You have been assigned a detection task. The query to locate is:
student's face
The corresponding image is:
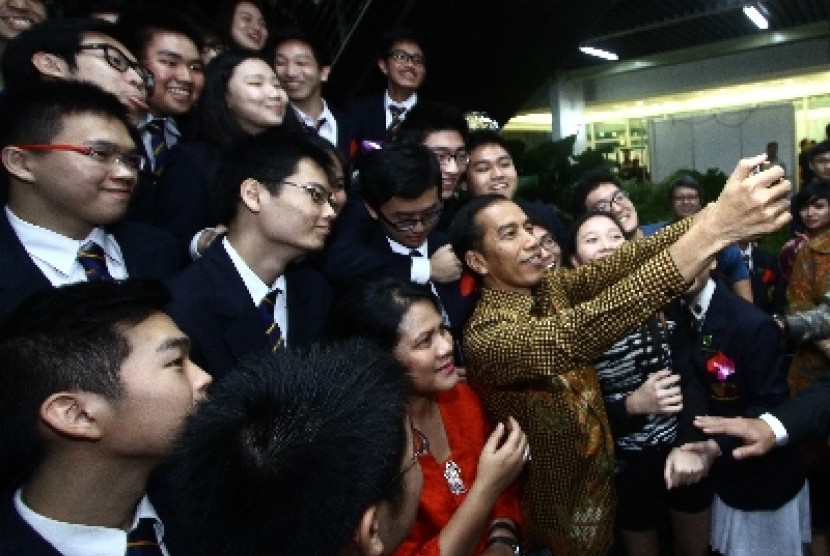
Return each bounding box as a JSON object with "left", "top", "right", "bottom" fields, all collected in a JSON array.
[
  {"left": 670, "top": 185, "right": 701, "bottom": 220},
  {"left": 0, "top": 0, "right": 46, "bottom": 41},
  {"left": 394, "top": 300, "right": 457, "bottom": 395},
  {"left": 273, "top": 39, "right": 329, "bottom": 104},
  {"left": 230, "top": 1, "right": 267, "bottom": 51},
  {"left": 799, "top": 196, "right": 830, "bottom": 234},
  {"left": 256, "top": 157, "right": 335, "bottom": 254},
  {"left": 532, "top": 224, "right": 561, "bottom": 269},
  {"left": 72, "top": 32, "right": 148, "bottom": 124},
  {"left": 378, "top": 40, "right": 425, "bottom": 93},
  {"left": 466, "top": 143, "right": 518, "bottom": 199},
  {"left": 570, "top": 214, "right": 626, "bottom": 266},
  {"left": 367, "top": 187, "right": 441, "bottom": 249},
  {"left": 422, "top": 130, "right": 466, "bottom": 200},
  {"left": 6, "top": 113, "right": 139, "bottom": 239},
  {"left": 327, "top": 151, "right": 347, "bottom": 214},
  {"left": 225, "top": 58, "right": 287, "bottom": 134},
  {"left": 141, "top": 31, "right": 204, "bottom": 116},
  {"left": 583, "top": 183, "right": 639, "bottom": 235},
  {"left": 105, "top": 312, "right": 212, "bottom": 460},
  {"left": 467, "top": 200, "right": 546, "bottom": 295},
  {"left": 812, "top": 152, "right": 830, "bottom": 180}
]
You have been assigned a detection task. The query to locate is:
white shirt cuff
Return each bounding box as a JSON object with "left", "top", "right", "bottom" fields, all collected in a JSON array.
[
  {"left": 759, "top": 412, "right": 789, "bottom": 447},
  {"left": 410, "top": 257, "right": 430, "bottom": 284},
  {"left": 189, "top": 229, "right": 207, "bottom": 260}
]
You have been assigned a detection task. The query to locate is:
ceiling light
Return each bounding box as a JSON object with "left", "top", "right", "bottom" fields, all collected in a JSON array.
[
  {"left": 579, "top": 46, "right": 619, "bottom": 61},
  {"left": 743, "top": 5, "right": 769, "bottom": 30}
]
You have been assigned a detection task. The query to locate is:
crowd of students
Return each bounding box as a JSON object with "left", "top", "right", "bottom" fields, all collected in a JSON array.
[{"left": 1, "top": 2, "right": 830, "bottom": 556}]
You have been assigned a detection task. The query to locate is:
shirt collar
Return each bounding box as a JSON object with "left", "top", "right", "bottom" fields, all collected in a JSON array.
[
  {"left": 292, "top": 100, "right": 333, "bottom": 127},
  {"left": 139, "top": 114, "right": 180, "bottom": 139},
  {"left": 6, "top": 206, "right": 125, "bottom": 277},
  {"left": 222, "top": 237, "right": 285, "bottom": 305},
  {"left": 690, "top": 278, "right": 716, "bottom": 320},
  {"left": 384, "top": 90, "right": 418, "bottom": 112},
  {"left": 386, "top": 235, "right": 428, "bottom": 256}
]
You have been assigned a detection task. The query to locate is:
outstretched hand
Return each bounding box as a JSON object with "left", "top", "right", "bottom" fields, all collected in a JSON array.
[{"left": 693, "top": 415, "right": 775, "bottom": 459}]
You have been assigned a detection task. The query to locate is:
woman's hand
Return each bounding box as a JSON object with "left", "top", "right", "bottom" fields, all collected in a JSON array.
[
  {"left": 625, "top": 368, "right": 683, "bottom": 415},
  {"left": 665, "top": 440, "right": 719, "bottom": 488},
  {"left": 474, "top": 416, "right": 528, "bottom": 498}
]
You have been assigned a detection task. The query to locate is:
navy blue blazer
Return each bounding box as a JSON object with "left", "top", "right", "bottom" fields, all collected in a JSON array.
[
  {"left": 166, "top": 240, "right": 331, "bottom": 381},
  {"left": 0, "top": 213, "right": 184, "bottom": 316},
  {"left": 773, "top": 375, "right": 830, "bottom": 446},
  {"left": 681, "top": 280, "right": 804, "bottom": 510},
  {"left": 0, "top": 496, "right": 63, "bottom": 555},
  {"left": 345, "top": 92, "right": 388, "bottom": 145},
  {"left": 748, "top": 245, "right": 786, "bottom": 315}
]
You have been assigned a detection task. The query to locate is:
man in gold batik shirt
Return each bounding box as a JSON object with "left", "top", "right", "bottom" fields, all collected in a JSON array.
[{"left": 448, "top": 156, "right": 791, "bottom": 556}]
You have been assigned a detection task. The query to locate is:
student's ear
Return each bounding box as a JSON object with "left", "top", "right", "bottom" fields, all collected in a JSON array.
[
  {"left": 320, "top": 65, "right": 331, "bottom": 83},
  {"left": 465, "top": 250, "right": 488, "bottom": 277},
  {"left": 377, "top": 58, "right": 389, "bottom": 77},
  {"left": 40, "top": 392, "right": 106, "bottom": 440},
  {"left": 31, "top": 52, "right": 72, "bottom": 79},
  {"left": 364, "top": 201, "right": 379, "bottom": 221},
  {"left": 1, "top": 146, "right": 36, "bottom": 183},
  {"left": 239, "top": 178, "right": 263, "bottom": 214},
  {"left": 353, "top": 505, "right": 384, "bottom": 556}
]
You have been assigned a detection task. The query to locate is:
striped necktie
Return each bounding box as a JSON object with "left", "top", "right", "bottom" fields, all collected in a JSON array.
[
  {"left": 145, "top": 118, "right": 169, "bottom": 175},
  {"left": 257, "top": 289, "right": 284, "bottom": 351},
  {"left": 126, "top": 518, "right": 164, "bottom": 556},
  {"left": 77, "top": 242, "right": 113, "bottom": 282},
  {"left": 387, "top": 105, "right": 406, "bottom": 139}
]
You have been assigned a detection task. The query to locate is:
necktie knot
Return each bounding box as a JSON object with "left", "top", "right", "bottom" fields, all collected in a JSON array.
[
  {"left": 389, "top": 105, "right": 405, "bottom": 119},
  {"left": 145, "top": 118, "right": 169, "bottom": 175},
  {"left": 78, "top": 242, "right": 113, "bottom": 282},
  {"left": 387, "top": 105, "right": 406, "bottom": 140},
  {"left": 257, "top": 289, "right": 284, "bottom": 351},
  {"left": 126, "top": 517, "right": 163, "bottom": 555},
  {"left": 409, "top": 249, "right": 423, "bottom": 257}
]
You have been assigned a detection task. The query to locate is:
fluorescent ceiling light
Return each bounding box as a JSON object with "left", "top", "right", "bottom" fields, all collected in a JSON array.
[
  {"left": 579, "top": 46, "right": 619, "bottom": 61},
  {"left": 743, "top": 5, "right": 768, "bottom": 30}
]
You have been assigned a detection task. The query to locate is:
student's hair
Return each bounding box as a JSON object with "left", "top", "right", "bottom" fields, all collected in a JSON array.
[
  {"left": 63, "top": 0, "right": 127, "bottom": 18},
  {"left": 377, "top": 26, "right": 425, "bottom": 60},
  {"left": 214, "top": 0, "right": 270, "bottom": 50},
  {"left": 566, "top": 209, "right": 625, "bottom": 265},
  {"left": 210, "top": 128, "right": 333, "bottom": 224},
  {"left": 448, "top": 193, "right": 510, "bottom": 275},
  {"left": 0, "top": 80, "right": 131, "bottom": 149},
  {"left": 465, "top": 129, "right": 511, "bottom": 157},
  {"left": 810, "top": 140, "right": 830, "bottom": 163},
  {"left": 395, "top": 101, "right": 469, "bottom": 146},
  {"left": 668, "top": 174, "right": 703, "bottom": 203},
  {"left": 570, "top": 168, "right": 623, "bottom": 217},
  {"left": 192, "top": 49, "right": 272, "bottom": 151},
  {"left": 306, "top": 134, "right": 350, "bottom": 191},
  {"left": 359, "top": 142, "right": 441, "bottom": 211},
  {"left": 800, "top": 179, "right": 830, "bottom": 207},
  {"left": 119, "top": 7, "right": 204, "bottom": 58},
  {"left": 326, "top": 277, "right": 441, "bottom": 350},
  {"left": 2, "top": 18, "right": 129, "bottom": 90},
  {"left": 0, "top": 279, "right": 170, "bottom": 491},
  {"left": 268, "top": 26, "right": 330, "bottom": 67},
  {"left": 172, "top": 339, "right": 410, "bottom": 556}
]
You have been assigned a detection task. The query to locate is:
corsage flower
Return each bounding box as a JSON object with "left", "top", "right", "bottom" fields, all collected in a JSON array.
[{"left": 706, "top": 350, "right": 735, "bottom": 381}]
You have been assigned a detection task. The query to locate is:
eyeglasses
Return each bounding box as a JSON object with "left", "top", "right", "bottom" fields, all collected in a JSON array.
[
  {"left": 430, "top": 148, "right": 469, "bottom": 167},
  {"left": 377, "top": 204, "right": 443, "bottom": 232},
  {"left": 387, "top": 49, "right": 425, "bottom": 67},
  {"left": 591, "top": 189, "right": 630, "bottom": 212},
  {"left": 76, "top": 43, "right": 154, "bottom": 89},
  {"left": 277, "top": 180, "right": 336, "bottom": 210},
  {"left": 672, "top": 194, "right": 700, "bottom": 203},
  {"left": 387, "top": 427, "right": 429, "bottom": 490},
  {"left": 14, "top": 143, "right": 146, "bottom": 172}
]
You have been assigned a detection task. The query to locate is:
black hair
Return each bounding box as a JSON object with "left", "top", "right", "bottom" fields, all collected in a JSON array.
[
  {"left": 570, "top": 168, "right": 623, "bottom": 217},
  {"left": 305, "top": 134, "right": 350, "bottom": 193},
  {"left": 448, "top": 193, "right": 510, "bottom": 275},
  {"left": 2, "top": 17, "right": 128, "bottom": 90},
  {"left": 668, "top": 174, "right": 703, "bottom": 203},
  {"left": 0, "top": 279, "right": 170, "bottom": 491},
  {"left": 63, "top": 0, "right": 127, "bottom": 18},
  {"left": 465, "top": 129, "right": 511, "bottom": 157},
  {"left": 268, "top": 26, "right": 330, "bottom": 67},
  {"left": 798, "top": 179, "right": 830, "bottom": 213},
  {"left": 810, "top": 141, "right": 830, "bottom": 163},
  {"left": 119, "top": 7, "right": 205, "bottom": 59},
  {"left": 213, "top": 0, "right": 270, "bottom": 51},
  {"left": 172, "top": 339, "right": 410, "bottom": 556},
  {"left": 326, "top": 277, "right": 441, "bottom": 351},
  {"left": 359, "top": 142, "right": 441, "bottom": 211},
  {"left": 210, "top": 128, "right": 333, "bottom": 224},
  {"left": 566, "top": 209, "right": 625, "bottom": 266},
  {"left": 395, "top": 101, "right": 469, "bottom": 146},
  {"left": 377, "top": 27, "right": 425, "bottom": 60}
]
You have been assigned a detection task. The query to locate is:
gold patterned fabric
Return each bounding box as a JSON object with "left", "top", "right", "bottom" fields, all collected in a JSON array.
[{"left": 464, "top": 220, "right": 691, "bottom": 556}]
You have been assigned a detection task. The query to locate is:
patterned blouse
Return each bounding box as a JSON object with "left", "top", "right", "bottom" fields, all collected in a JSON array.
[{"left": 464, "top": 220, "right": 690, "bottom": 556}]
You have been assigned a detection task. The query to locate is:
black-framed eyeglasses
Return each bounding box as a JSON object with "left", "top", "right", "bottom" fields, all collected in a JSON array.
[
  {"left": 275, "top": 180, "right": 336, "bottom": 210},
  {"left": 591, "top": 189, "right": 630, "bottom": 212},
  {"left": 377, "top": 204, "right": 443, "bottom": 232},
  {"left": 387, "top": 49, "right": 425, "bottom": 67},
  {"left": 14, "top": 143, "right": 146, "bottom": 172},
  {"left": 387, "top": 427, "right": 429, "bottom": 490},
  {"left": 430, "top": 148, "right": 469, "bottom": 167},
  {"left": 76, "top": 43, "right": 154, "bottom": 89}
]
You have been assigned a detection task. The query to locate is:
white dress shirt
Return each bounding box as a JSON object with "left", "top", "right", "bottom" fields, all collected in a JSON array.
[
  {"left": 292, "top": 101, "right": 338, "bottom": 148},
  {"left": 383, "top": 91, "right": 418, "bottom": 129}
]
